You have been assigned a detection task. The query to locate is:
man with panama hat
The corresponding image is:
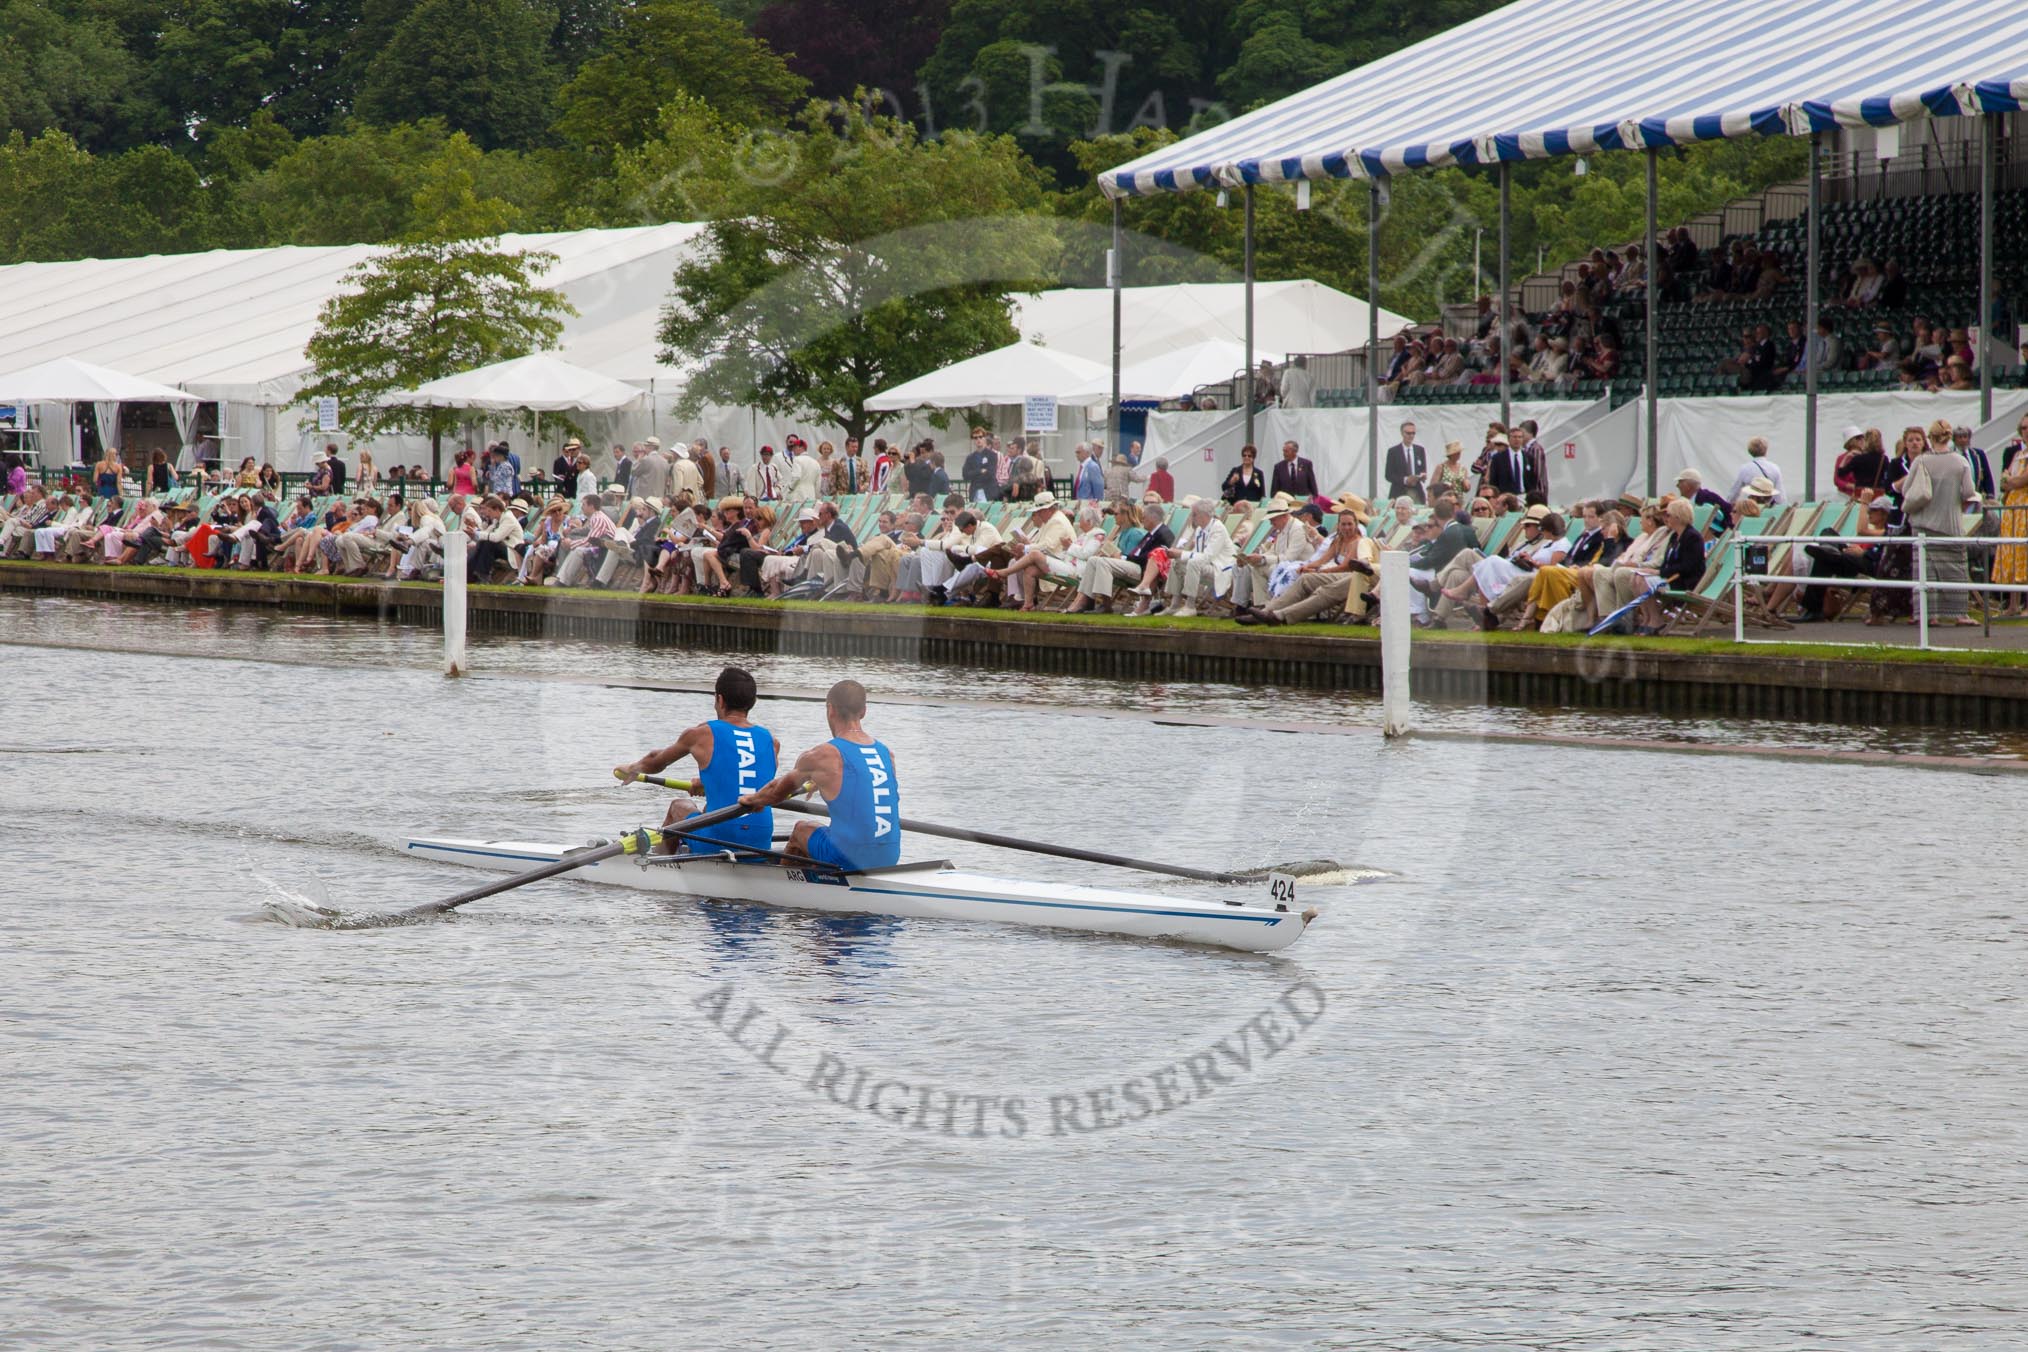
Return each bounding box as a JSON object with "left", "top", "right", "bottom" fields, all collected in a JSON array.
[
  {"left": 1229, "top": 491, "right": 1321, "bottom": 612},
  {"left": 1236, "top": 495, "right": 1379, "bottom": 626}
]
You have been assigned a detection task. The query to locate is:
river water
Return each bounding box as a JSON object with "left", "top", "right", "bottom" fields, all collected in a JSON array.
[{"left": 4, "top": 595, "right": 2026, "bottom": 1349}]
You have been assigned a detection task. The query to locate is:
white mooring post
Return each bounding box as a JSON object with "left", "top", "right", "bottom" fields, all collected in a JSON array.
[
  {"left": 1379, "top": 550, "right": 1412, "bottom": 737},
  {"left": 443, "top": 529, "right": 468, "bottom": 677}
]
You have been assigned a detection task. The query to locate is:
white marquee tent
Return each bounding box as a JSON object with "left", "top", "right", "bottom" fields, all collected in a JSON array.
[
  {"left": 866, "top": 343, "right": 1110, "bottom": 411},
  {"left": 382, "top": 352, "right": 647, "bottom": 414},
  {"left": 1011, "top": 280, "right": 1414, "bottom": 367}
]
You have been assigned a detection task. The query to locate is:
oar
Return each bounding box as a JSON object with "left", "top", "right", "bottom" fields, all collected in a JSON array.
[
  {"left": 397, "top": 795, "right": 774, "bottom": 920},
  {"left": 623, "top": 772, "right": 1263, "bottom": 885}
]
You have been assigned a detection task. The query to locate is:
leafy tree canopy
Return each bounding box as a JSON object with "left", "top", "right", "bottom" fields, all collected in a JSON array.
[
  {"left": 355, "top": 0, "right": 560, "bottom": 151},
  {"left": 552, "top": 0, "right": 806, "bottom": 153},
  {"left": 647, "top": 97, "right": 1056, "bottom": 441},
  {"left": 300, "top": 235, "right": 574, "bottom": 460}
]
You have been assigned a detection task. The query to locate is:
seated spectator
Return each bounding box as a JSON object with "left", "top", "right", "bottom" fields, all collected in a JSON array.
[
  {"left": 1442, "top": 506, "right": 1568, "bottom": 629},
  {"left": 1674, "top": 468, "right": 1732, "bottom": 533},
  {"left": 1234, "top": 497, "right": 1379, "bottom": 627},
  {"left": 467, "top": 495, "right": 526, "bottom": 583},
  {"left": 1589, "top": 503, "right": 1672, "bottom": 626},
  {"left": 1065, "top": 503, "right": 1171, "bottom": 614},
  {"left": 1793, "top": 496, "right": 1893, "bottom": 622},
  {"left": 1229, "top": 494, "right": 1322, "bottom": 612},
  {"left": 981, "top": 492, "right": 1078, "bottom": 611},
  {"left": 1632, "top": 498, "right": 1707, "bottom": 632},
  {"left": 1153, "top": 497, "right": 1237, "bottom": 619}
]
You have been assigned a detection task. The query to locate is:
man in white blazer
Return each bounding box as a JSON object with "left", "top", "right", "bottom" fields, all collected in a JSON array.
[
  {"left": 1228, "top": 494, "right": 1318, "bottom": 610},
  {"left": 1157, "top": 496, "right": 1237, "bottom": 618}
]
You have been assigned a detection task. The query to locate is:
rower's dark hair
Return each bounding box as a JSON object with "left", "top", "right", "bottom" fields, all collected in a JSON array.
[
  {"left": 827, "top": 679, "right": 867, "bottom": 720},
  {"left": 715, "top": 666, "right": 758, "bottom": 713}
]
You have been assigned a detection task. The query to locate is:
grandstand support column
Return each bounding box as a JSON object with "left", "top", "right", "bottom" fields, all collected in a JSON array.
[
  {"left": 1644, "top": 148, "right": 1659, "bottom": 498},
  {"left": 1980, "top": 111, "right": 1995, "bottom": 424},
  {"left": 1805, "top": 131, "right": 1821, "bottom": 500},
  {"left": 1368, "top": 178, "right": 1381, "bottom": 502},
  {"left": 1244, "top": 184, "right": 1256, "bottom": 449},
  {"left": 1498, "top": 164, "right": 1511, "bottom": 431},
  {"left": 1109, "top": 197, "right": 1123, "bottom": 458}
]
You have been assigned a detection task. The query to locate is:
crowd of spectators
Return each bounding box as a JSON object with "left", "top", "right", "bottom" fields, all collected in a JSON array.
[{"left": 7, "top": 408, "right": 2026, "bottom": 634}]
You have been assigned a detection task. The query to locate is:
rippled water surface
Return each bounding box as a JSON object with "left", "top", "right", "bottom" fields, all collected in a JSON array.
[{"left": 4, "top": 594, "right": 2026, "bottom": 1349}]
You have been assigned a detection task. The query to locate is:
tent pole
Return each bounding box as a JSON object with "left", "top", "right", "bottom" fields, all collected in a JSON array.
[
  {"left": 1243, "top": 183, "right": 1255, "bottom": 449},
  {"left": 1644, "top": 146, "right": 1659, "bottom": 498},
  {"left": 1980, "top": 110, "right": 1995, "bottom": 425},
  {"left": 1110, "top": 196, "right": 1123, "bottom": 460},
  {"left": 1805, "top": 130, "right": 1821, "bottom": 501},
  {"left": 1497, "top": 163, "right": 1511, "bottom": 432},
  {"left": 1367, "top": 178, "right": 1381, "bottom": 503}
]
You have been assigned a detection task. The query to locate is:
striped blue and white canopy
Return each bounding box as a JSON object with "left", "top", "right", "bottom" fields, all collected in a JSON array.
[{"left": 1102, "top": 0, "right": 2028, "bottom": 197}]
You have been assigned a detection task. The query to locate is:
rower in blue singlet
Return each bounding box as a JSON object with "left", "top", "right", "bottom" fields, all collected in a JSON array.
[
  {"left": 615, "top": 666, "right": 779, "bottom": 855},
  {"left": 741, "top": 678, "right": 899, "bottom": 872}
]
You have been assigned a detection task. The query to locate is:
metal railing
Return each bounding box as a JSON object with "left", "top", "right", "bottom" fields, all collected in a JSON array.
[{"left": 1728, "top": 533, "right": 2012, "bottom": 649}]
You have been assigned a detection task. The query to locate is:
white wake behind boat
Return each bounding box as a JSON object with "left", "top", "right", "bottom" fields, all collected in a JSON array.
[{"left": 404, "top": 837, "right": 1316, "bottom": 952}]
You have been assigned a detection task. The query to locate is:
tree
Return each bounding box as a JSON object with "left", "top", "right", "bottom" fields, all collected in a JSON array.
[
  {"left": 0, "top": 0, "right": 162, "bottom": 152},
  {"left": 233, "top": 121, "right": 551, "bottom": 246},
  {"left": 646, "top": 97, "right": 1055, "bottom": 445},
  {"left": 552, "top": 0, "right": 806, "bottom": 153},
  {"left": 355, "top": 0, "right": 559, "bottom": 151},
  {"left": 751, "top": 0, "right": 948, "bottom": 108},
  {"left": 299, "top": 236, "right": 573, "bottom": 468},
  {"left": 0, "top": 131, "right": 222, "bottom": 263}
]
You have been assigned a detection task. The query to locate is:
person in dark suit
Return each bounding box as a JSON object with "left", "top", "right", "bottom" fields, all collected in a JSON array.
[
  {"left": 1270, "top": 441, "right": 1318, "bottom": 500},
  {"left": 1384, "top": 422, "right": 1428, "bottom": 503},
  {"left": 1514, "top": 420, "right": 1550, "bottom": 500},
  {"left": 1742, "top": 323, "right": 1780, "bottom": 391},
  {"left": 1221, "top": 444, "right": 1266, "bottom": 504},
  {"left": 1955, "top": 425, "right": 1996, "bottom": 500},
  {"left": 1481, "top": 433, "right": 1525, "bottom": 497}
]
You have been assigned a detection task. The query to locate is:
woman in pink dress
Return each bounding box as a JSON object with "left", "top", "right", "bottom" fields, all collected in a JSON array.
[{"left": 449, "top": 449, "right": 480, "bottom": 497}]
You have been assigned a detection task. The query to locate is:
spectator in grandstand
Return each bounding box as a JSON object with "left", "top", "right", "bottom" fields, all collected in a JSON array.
[
  {"left": 1421, "top": 337, "right": 1466, "bottom": 385},
  {"left": 1278, "top": 356, "right": 1314, "bottom": 409},
  {"left": 1877, "top": 258, "right": 1910, "bottom": 308},
  {"left": 1858, "top": 323, "right": 1901, "bottom": 372},
  {"left": 1803, "top": 317, "right": 1843, "bottom": 375},
  {"left": 1840, "top": 258, "right": 1884, "bottom": 308}
]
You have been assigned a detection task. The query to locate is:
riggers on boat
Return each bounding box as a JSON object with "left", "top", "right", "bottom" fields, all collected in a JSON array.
[{"left": 404, "top": 834, "right": 1317, "bottom": 953}]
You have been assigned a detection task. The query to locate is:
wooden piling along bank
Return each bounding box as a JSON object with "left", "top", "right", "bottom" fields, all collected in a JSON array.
[{"left": 5, "top": 562, "right": 2028, "bottom": 730}]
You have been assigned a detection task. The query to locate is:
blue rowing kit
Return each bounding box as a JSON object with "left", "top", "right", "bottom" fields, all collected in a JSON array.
[
  {"left": 689, "top": 719, "right": 774, "bottom": 852},
  {"left": 804, "top": 736, "right": 900, "bottom": 871}
]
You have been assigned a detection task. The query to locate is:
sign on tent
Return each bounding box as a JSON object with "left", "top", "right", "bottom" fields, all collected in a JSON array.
[
  {"left": 316, "top": 397, "right": 339, "bottom": 433},
  {"left": 1023, "top": 395, "right": 1058, "bottom": 433}
]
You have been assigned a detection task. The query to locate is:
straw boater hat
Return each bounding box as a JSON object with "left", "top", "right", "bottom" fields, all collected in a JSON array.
[{"left": 1331, "top": 494, "right": 1373, "bottom": 524}]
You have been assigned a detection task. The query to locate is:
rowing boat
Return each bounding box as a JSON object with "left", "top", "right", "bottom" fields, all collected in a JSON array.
[{"left": 404, "top": 836, "right": 1317, "bottom": 952}]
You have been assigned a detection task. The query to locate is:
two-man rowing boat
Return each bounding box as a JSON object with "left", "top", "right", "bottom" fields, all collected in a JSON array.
[
  {"left": 401, "top": 835, "right": 1316, "bottom": 952},
  {"left": 397, "top": 670, "right": 1318, "bottom": 952}
]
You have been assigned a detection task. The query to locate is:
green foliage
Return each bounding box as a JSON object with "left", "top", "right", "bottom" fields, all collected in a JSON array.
[
  {"left": 650, "top": 98, "right": 1054, "bottom": 441},
  {"left": 299, "top": 237, "right": 574, "bottom": 453},
  {"left": 355, "top": 0, "right": 561, "bottom": 151},
  {"left": 552, "top": 0, "right": 806, "bottom": 153},
  {"left": 0, "top": 130, "right": 217, "bottom": 262},
  {"left": 0, "top": 1, "right": 160, "bottom": 152},
  {"left": 232, "top": 121, "right": 553, "bottom": 246}
]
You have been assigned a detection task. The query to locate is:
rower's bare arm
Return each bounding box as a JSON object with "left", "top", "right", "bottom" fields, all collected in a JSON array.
[
  {"left": 616, "top": 725, "right": 704, "bottom": 782},
  {"left": 744, "top": 744, "right": 836, "bottom": 808}
]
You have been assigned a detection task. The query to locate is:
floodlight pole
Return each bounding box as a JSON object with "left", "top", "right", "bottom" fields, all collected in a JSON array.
[
  {"left": 1110, "top": 196, "right": 1123, "bottom": 460},
  {"left": 1368, "top": 178, "right": 1381, "bottom": 502},
  {"left": 1498, "top": 162, "right": 1511, "bottom": 431},
  {"left": 1805, "top": 130, "right": 1821, "bottom": 501},
  {"left": 1980, "top": 111, "right": 1995, "bottom": 424},
  {"left": 1644, "top": 147, "right": 1659, "bottom": 498},
  {"left": 1243, "top": 183, "right": 1256, "bottom": 448}
]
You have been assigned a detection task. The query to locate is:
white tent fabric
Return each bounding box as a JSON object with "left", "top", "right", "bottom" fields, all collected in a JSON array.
[
  {"left": 1061, "top": 338, "right": 1255, "bottom": 402},
  {"left": 0, "top": 225, "right": 705, "bottom": 406},
  {"left": 382, "top": 352, "right": 646, "bottom": 413},
  {"left": 0, "top": 356, "right": 199, "bottom": 405},
  {"left": 1103, "top": 0, "right": 2028, "bottom": 195},
  {"left": 866, "top": 342, "right": 1111, "bottom": 411},
  {"left": 1011, "top": 281, "right": 1413, "bottom": 366}
]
